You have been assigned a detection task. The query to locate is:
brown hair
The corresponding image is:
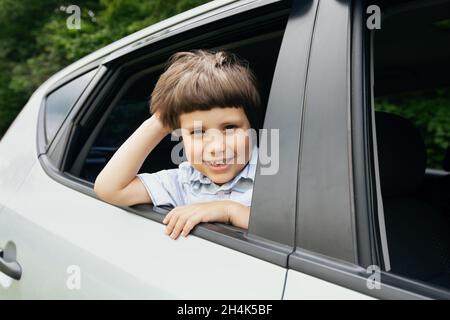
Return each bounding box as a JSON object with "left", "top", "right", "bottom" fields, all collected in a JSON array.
[{"left": 149, "top": 49, "right": 262, "bottom": 130}]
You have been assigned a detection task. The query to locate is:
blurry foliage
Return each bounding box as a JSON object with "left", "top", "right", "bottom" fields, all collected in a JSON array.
[
  {"left": 375, "top": 88, "right": 450, "bottom": 169},
  {"left": 0, "top": 0, "right": 210, "bottom": 136}
]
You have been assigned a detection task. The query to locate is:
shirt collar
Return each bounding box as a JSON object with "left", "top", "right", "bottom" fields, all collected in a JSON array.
[{"left": 186, "top": 144, "right": 258, "bottom": 193}]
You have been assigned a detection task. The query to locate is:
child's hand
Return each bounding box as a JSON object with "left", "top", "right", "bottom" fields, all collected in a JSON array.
[{"left": 162, "top": 200, "right": 250, "bottom": 239}]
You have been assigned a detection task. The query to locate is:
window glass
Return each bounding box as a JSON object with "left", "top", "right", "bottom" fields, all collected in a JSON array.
[
  {"left": 373, "top": 1, "right": 450, "bottom": 291},
  {"left": 45, "top": 69, "right": 96, "bottom": 143},
  {"left": 375, "top": 89, "right": 450, "bottom": 170}
]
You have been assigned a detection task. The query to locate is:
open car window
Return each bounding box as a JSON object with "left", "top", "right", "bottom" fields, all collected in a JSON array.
[
  {"left": 372, "top": 0, "right": 450, "bottom": 293},
  {"left": 74, "top": 28, "right": 286, "bottom": 186}
]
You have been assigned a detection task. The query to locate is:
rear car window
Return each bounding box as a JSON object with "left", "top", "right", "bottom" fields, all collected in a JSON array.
[{"left": 45, "top": 69, "right": 96, "bottom": 143}]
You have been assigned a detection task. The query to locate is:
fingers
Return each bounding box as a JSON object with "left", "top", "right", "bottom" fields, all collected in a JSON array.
[
  {"left": 169, "top": 212, "right": 193, "bottom": 239},
  {"left": 162, "top": 210, "right": 174, "bottom": 225},
  {"left": 163, "top": 209, "right": 180, "bottom": 236},
  {"left": 163, "top": 208, "right": 190, "bottom": 239},
  {"left": 163, "top": 207, "right": 202, "bottom": 240},
  {"left": 181, "top": 215, "right": 202, "bottom": 238}
]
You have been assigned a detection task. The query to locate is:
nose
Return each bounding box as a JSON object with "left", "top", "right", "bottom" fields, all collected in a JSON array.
[{"left": 203, "top": 130, "right": 226, "bottom": 157}]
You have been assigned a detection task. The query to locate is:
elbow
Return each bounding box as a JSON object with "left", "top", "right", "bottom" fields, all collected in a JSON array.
[
  {"left": 94, "top": 176, "right": 118, "bottom": 205},
  {"left": 94, "top": 174, "right": 134, "bottom": 207},
  {"left": 93, "top": 177, "right": 108, "bottom": 201},
  {"left": 93, "top": 179, "right": 104, "bottom": 199}
]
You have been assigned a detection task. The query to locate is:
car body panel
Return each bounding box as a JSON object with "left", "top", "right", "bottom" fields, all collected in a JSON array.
[
  {"left": 0, "top": 91, "right": 43, "bottom": 214},
  {"left": 283, "top": 269, "right": 375, "bottom": 300},
  {"left": 0, "top": 160, "right": 286, "bottom": 299}
]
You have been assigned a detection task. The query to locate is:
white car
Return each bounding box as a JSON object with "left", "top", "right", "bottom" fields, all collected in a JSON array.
[{"left": 1, "top": 0, "right": 449, "bottom": 299}]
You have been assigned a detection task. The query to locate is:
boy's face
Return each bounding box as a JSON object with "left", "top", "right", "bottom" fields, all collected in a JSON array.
[{"left": 179, "top": 107, "right": 253, "bottom": 185}]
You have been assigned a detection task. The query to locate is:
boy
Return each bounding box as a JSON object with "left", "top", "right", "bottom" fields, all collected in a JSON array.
[{"left": 94, "top": 49, "right": 261, "bottom": 240}]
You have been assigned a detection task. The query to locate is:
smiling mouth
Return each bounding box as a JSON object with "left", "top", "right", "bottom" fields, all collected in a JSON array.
[
  {"left": 204, "top": 162, "right": 231, "bottom": 172},
  {"left": 204, "top": 158, "right": 234, "bottom": 166}
]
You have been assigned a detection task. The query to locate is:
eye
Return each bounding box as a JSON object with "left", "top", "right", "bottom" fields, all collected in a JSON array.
[
  {"left": 190, "top": 129, "right": 205, "bottom": 136},
  {"left": 224, "top": 124, "right": 237, "bottom": 133}
]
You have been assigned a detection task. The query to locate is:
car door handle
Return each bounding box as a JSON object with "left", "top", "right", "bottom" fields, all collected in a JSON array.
[{"left": 0, "top": 241, "right": 22, "bottom": 280}]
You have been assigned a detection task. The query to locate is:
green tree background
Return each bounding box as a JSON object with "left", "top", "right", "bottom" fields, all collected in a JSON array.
[{"left": 0, "top": 0, "right": 210, "bottom": 137}]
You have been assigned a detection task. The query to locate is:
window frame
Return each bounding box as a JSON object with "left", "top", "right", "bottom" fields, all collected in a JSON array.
[
  {"left": 291, "top": 0, "right": 357, "bottom": 263},
  {"left": 36, "top": 0, "right": 315, "bottom": 268}
]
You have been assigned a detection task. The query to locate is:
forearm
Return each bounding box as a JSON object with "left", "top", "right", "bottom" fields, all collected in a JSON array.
[
  {"left": 94, "top": 115, "right": 169, "bottom": 194},
  {"left": 227, "top": 201, "right": 251, "bottom": 229}
]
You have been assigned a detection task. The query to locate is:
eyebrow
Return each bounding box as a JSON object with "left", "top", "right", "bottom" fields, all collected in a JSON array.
[{"left": 185, "top": 119, "right": 243, "bottom": 132}]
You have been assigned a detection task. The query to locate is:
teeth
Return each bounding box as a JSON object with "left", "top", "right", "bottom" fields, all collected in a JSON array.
[{"left": 207, "top": 160, "right": 229, "bottom": 165}]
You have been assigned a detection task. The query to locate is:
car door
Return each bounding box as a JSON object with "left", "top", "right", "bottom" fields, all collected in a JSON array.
[
  {"left": 283, "top": 0, "right": 450, "bottom": 300},
  {"left": 0, "top": 0, "right": 317, "bottom": 299}
]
